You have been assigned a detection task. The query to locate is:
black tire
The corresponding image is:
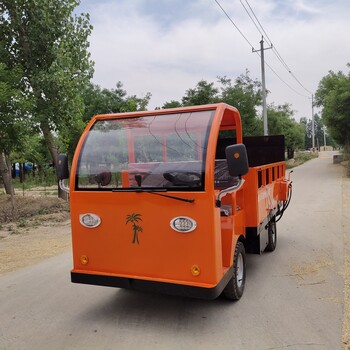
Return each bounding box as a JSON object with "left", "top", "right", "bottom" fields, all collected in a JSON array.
[
  {"left": 222, "top": 241, "right": 246, "bottom": 300},
  {"left": 265, "top": 217, "right": 277, "bottom": 252}
]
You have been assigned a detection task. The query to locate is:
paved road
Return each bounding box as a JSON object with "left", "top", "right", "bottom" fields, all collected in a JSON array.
[{"left": 0, "top": 152, "right": 345, "bottom": 350}]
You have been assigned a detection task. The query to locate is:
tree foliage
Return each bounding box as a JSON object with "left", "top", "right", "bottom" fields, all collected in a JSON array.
[
  {"left": 267, "top": 104, "right": 304, "bottom": 159},
  {"left": 164, "top": 70, "right": 263, "bottom": 136},
  {"left": 315, "top": 64, "right": 350, "bottom": 149},
  {"left": 182, "top": 80, "right": 219, "bottom": 106},
  {"left": 218, "top": 72, "right": 263, "bottom": 135},
  {"left": 82, "top": 82, "right": 151, "bottom": 123},
  {"left": 57, "top": 82, "right": 152, "bottom": 160},
  {"left": 0, "top": 0, "right": 94, "bottom": 168},
  {"left": 0, "top": 59, "right": 30, "bottom": 194},
  {"left": 162, "top": 100, "right": 182, "bottom": 109},
  {"left": 0, "top": 62, "right": 29, "bottom": 155},
  {"left": 300, "top": 115, "right": 336, "bottom": 150}
]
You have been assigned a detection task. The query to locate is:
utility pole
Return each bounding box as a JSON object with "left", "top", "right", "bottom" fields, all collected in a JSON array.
[
  {"left": 311, "top": 94, "right": 315, "bottom": 150},
  {"left": 253, "top": 36, "right": 272, "bottom": 136}
]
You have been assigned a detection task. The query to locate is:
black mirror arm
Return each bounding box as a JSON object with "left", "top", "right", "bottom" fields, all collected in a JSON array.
[
  {"left": 59, "top": 179, "right": 70, "bottom": 195},
  {"left": 216, "top": 178, "right": 245, "bottom": 207}
]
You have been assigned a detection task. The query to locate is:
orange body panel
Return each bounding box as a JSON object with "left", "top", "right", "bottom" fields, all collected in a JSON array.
[
  {"left": 70, "top": 191, "right": 223, "bottom": 287},
  {"left": 243, "top": 162, "right": 286, "bottom": 227}
]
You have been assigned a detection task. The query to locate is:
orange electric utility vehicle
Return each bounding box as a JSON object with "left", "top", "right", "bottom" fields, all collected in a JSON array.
[{"left": 58, "top": 103, "right": 292, "bottom": 300}]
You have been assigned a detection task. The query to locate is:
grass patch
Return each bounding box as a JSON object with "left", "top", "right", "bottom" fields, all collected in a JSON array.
[
  {"left": 12, "top": 168, "right": 57, "bottom": 190},
  {"left": 17, "top": 219, "right": 27, "bottom": 228},
  {"left": 0, "top": 196, "right": 70, "bottom": 224},
  {"left": 287, "top": 151, "right": 318, "bottom": 169}
]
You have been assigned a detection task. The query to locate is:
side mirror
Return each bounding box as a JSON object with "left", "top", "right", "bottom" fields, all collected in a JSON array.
[
  {"left": 225, "top": 144, "right": 249, "bottom": 177},
  {"left": 57, "top": 154, "right": 69, "bottom": 180}
]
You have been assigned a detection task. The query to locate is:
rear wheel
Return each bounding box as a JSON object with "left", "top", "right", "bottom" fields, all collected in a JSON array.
[
  {"left": 265, "top": 217, "right": 277, "bottom": 252},
  {"left": 222, "top": 241, "right": 246, "bottom": 300}
]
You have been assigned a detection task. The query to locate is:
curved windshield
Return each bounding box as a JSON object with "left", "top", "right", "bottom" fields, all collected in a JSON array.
[{"left": 76, "top": 110, "right": 214, "bottom": 191}]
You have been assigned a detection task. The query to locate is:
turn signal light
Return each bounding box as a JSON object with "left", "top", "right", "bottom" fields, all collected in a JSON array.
[
  {"left": 191, "top": 265, "right": 201, "bottom": 276},
  {"left": 80, "top": 255, "right": 89, "bottom": 265}
]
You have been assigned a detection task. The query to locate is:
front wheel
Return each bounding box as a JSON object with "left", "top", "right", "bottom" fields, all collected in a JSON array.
[{"left": 222, "top": 241, "right": 246, "bottom": 300}]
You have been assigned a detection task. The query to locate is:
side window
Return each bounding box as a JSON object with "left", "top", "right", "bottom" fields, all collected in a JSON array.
[{"left": 214, "top": 159, "right": 238, "bottom": 189}]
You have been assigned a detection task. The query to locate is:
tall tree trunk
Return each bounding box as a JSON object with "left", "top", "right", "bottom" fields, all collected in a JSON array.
[
  {"left": 40, "top": 122, "right": 59, "bottom": 168},
  {"left": 0, "top": 150, "right": 14, "bottom": 195},
  {"left": 11, "top": 163, "right": 16, "bottom": 179},
  {"left": 6, "top": 155, "right": 17, "bottom": 217},
  {"left": 0, "top": 149, "right": 16, "bottom": 218},
  {"left": 19, "top": 163, "right": 25, "bottom": 183},
  {"left": 344, "top": 140, "right": 350, "bottom": 160}
]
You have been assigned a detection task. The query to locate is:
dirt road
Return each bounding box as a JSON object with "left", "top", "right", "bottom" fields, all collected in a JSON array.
[
  {"left": 0, "top": 194, "right": 71, "bottom": 275},
  {"left": 343, "top": 168, "right": 350, "bottom": 349},
  {"left": 0, "top": 211, "right": 71, "bottom": 275}
]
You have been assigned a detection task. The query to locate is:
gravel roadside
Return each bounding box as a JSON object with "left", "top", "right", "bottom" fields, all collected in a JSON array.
[{"left": 343, "top": 174, "right": 350, "bottom": 349}]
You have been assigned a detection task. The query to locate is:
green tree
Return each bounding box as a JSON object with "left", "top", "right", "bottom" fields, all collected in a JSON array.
[
  {"left": 58, "top": 82, "right": 152, "bottom": 161},
  {"left": 173, "top": 71, "right": 263, "bottom": 136},
  {"left": 19, "top": 134, "right": 53, "bottom": 177},
  {"left": 301, "top": 114, "right": 336, "bottom": 150},
  {"left": 182, "top": 80, "right": 219, "bottom": 106},
  {"left": 161, "top": 72, "right": 309, "bottom": 157},
  {"left": 218, "top": 71, "right": 263, "bottom": 135},
  {"left": 299, "top": 117, "right": 309, "bottom": 149},
  {"left": 267, "top": 104, "right": 304, "bottom": 159},
  {"left": 0, "top": 0, "right": 94, "bottom": 171},
  {"left": 82, "top": 82, "right": 151, "bottom": 122},
  {"left": 315, "top": 64, "right": 350, "bottom": 151},
  {"left": 0, "top": 61, "right": 30, "bottom": 195},
  {"left": 162, "top": 100, "right": 182, "bottom": 109}
]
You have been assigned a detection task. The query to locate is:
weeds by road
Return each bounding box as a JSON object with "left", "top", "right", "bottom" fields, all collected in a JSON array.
[
  {"left": 0, "top": 194, "right": 71, "bottom": 275},
  {"left": 0, "top": 195, "right": 69, "bottom": 224},
  {"left": 286, "top": 151, "right": 318, "bottom": 169}
]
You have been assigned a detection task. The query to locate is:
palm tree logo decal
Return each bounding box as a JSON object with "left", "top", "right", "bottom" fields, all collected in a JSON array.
[{"left": 126, "top": 213, "right": 143, "bottom": 244}]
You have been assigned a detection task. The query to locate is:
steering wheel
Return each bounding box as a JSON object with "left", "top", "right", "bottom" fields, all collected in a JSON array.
[
  {"left": 163, "top": 171, "right": 201, "bottom": 186},
  {"left": 94, "top": 167, "right": 112, "bottom": 186}
]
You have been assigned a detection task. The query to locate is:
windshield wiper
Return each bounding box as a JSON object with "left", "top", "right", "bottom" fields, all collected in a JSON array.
[
  {"left": 112, "top": 188, "right": 194, "bottom": 203},
  {"left": 147, "top": 191, "right": 194, "bottom": 203}
]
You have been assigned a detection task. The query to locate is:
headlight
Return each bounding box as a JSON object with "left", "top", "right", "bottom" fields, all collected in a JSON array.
[
  {"left": 170, "top": 216, "right": 197, "bottom": 233},
  {"left": 79, "top": 213, "right": 101, "bottom": 228}
]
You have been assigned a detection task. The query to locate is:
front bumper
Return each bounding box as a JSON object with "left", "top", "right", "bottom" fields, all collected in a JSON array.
[{"left": 71, "top": 267, "right": 233, "bottom": 300}]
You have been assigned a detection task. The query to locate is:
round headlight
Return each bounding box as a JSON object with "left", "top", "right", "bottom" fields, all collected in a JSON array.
[
  {"left": 170, "top": 216, "right": 197, "bottom": 233},
  {"left": 79, "top": 213, "right": 101, "bottom": 228}
]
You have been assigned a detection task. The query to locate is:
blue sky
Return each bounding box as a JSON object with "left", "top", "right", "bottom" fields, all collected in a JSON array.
[{"left": 77, "top": 0, "right": 350, "bottom": 120}]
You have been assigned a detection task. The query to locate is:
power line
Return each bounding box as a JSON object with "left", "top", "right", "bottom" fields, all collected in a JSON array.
[
  {"left": 214, "top": 0, "right": 254, "bottom": 50},
  {"left": 239, "top": 0, "right": 265, "bottom": 42},
  {"left": 242, "top": 0, "right": 273, "bottom": 46},
  {"left": 241, "top": 0, "right": 289, "bottom": 70},
  {"left": 240, "top": 0, "right": 295, "bottom": 73},
  {"left": 288, "top": 71, "right": 313, "bottom": 95},
  {"left": 241, "top": 0, "right": 312, "bottom": 95},
  {"left": 214, "top": 0, "right": 310, "bottom": 98},
  {"left": 264, "top": 60, "right": 310, "bottom": 98}
]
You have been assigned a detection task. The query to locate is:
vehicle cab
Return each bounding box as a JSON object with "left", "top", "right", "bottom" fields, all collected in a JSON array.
[{"left": 59, "top": 103, "right": 290, "bottom": 300}]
